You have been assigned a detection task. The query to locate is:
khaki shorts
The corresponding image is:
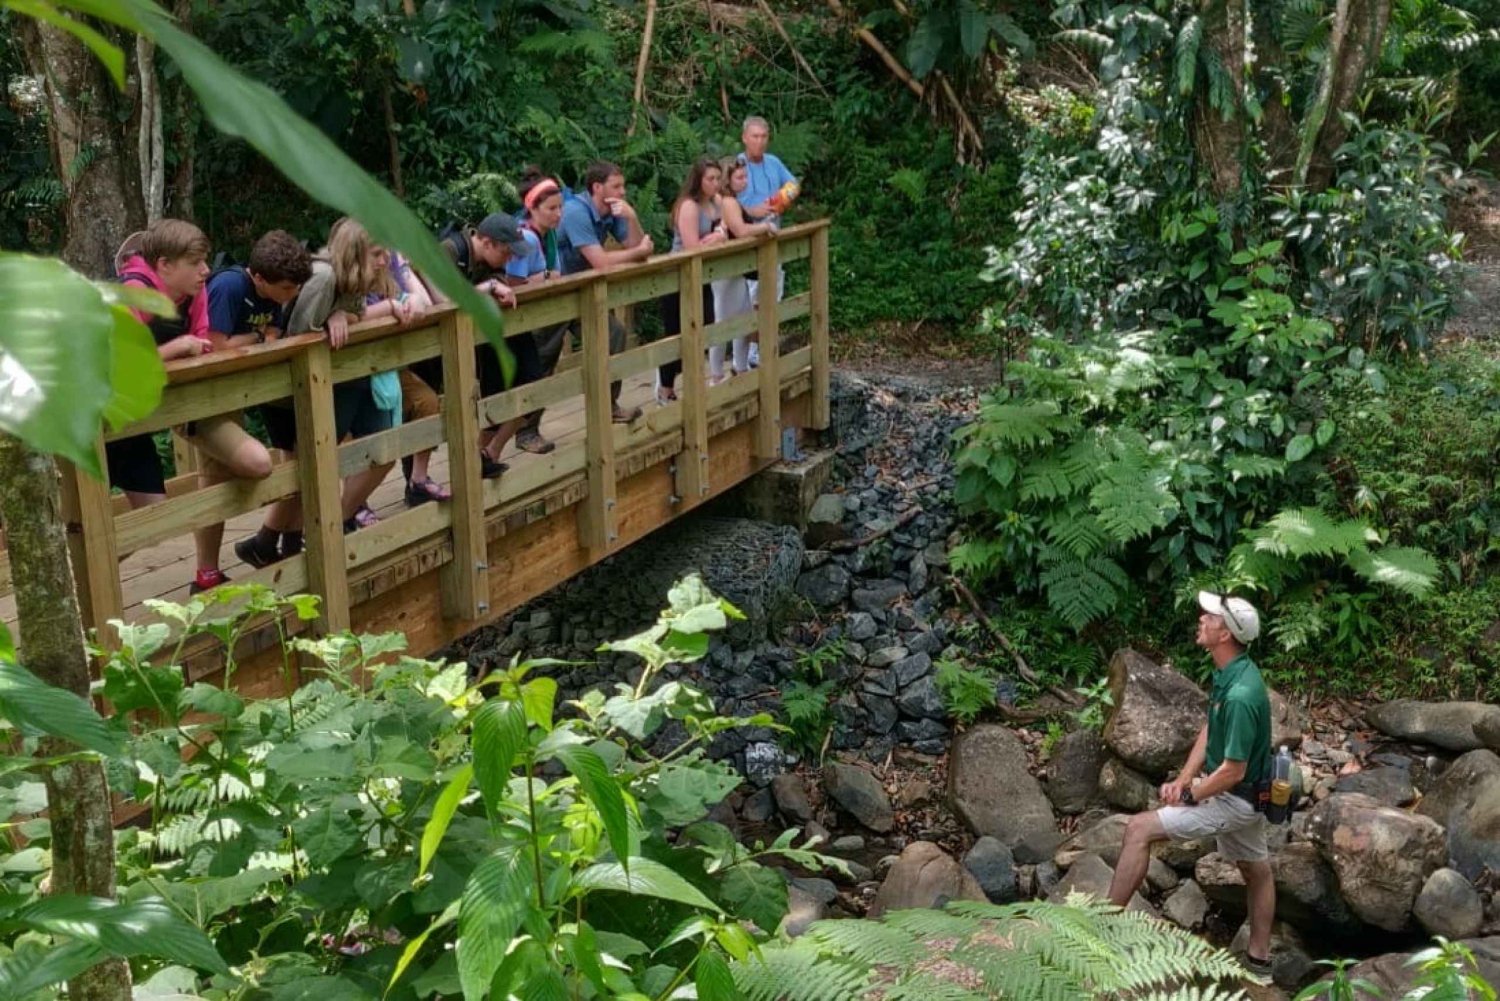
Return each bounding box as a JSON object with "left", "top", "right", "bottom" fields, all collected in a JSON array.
[{"left": 1159, "top": 793, "right": 1268, "bottom": 861}]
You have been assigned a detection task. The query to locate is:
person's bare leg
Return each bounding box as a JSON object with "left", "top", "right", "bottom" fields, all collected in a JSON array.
[
  {"left": 481, "top": 417, "right": 526, "bottom": 463},
  {"left": 1109, "top": 812, "right": 1166, "bottom": 906},
  {"left": 1238, "top": 859, "right": 1275, "bottom": 960},
  {"left": 193, "top": 458, "right": 232, "bottom": 571},
  {"left": 341, "top": 462, "right": 395, "bottom": 520},
  {"left": 124, "top": 490, "right": 166, "bottom": 509},
  {"left": 411, "top": 448, "right": 433, "bottom": 484}
]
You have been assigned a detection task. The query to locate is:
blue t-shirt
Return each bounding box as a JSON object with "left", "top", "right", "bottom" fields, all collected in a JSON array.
[
  {"left": 505, "top": 228, "right": 556, "bottom": 281},
  {"left": 206, "top": 266, "right": 283, "bottom": 339},
  {"left": 557, "top": 190, "right": 629, "bottom": 276},
  {"left": 737, "top": 153, "right": 796, "bottom": 216}
]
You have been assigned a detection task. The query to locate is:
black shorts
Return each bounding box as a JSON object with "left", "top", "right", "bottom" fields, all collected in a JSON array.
[
  {"left": 257, "top": 376, "right": 394, "bottom": 450},
  {"left": 105, "top": 432, "right": 166, "bottom": 495}
]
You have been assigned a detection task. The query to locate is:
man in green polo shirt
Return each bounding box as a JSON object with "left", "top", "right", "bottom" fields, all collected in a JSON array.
[{"left": 1108, "top": 591, "right": 1274, "bottom": 978}]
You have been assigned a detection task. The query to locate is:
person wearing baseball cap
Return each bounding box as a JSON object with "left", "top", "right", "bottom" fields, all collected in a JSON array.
[{"left": 1108, "top": 591, "right": 1274, "bottom": 979}]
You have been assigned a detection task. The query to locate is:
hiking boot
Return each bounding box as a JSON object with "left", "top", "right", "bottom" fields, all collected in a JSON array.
[
  {"left": 234, "top": 534, "right": 280, "bottom": 569},
  {"left": 515, "top": 428, "right": 555, "bottom": 454},
  {"left": 479, "top": 451, "right": 508, "bottom": 479},
  {"left": 189, "top": 568, "right": 230, "bottom": 596},
  {"left": 1240, "top": 954, "right": 1273, "bottom": 980}
]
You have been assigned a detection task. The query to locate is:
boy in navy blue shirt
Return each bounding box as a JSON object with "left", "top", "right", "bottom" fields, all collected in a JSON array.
[{"left": 195, "top": 230, "right": 312, "bottom": 582}]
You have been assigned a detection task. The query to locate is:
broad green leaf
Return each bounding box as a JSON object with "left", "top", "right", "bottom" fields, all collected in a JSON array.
[
  {"left": 0, "top": 939, "right": 104, "bottom": 997},
  {"left": 158, "top": 868, "right": 283, "bottom": 926},
  {"left": 0, "top": 661, "right": 122, "bottom": 755},
  {"left": 518, "top": 965, "right": 568, "bottom": 1001},
  {"left": 554, "top": 744, "right": 630, "bottom": 865},
  {"left": 11, "top": 895, "right": 229, "bottom": 973},
  {"left": 99, "top": 298, "right": 171, "bottom": 435},
  {"left": 907, "top": 9, "right": 947, "bottom": 78},
  {"left": 572, "top": 858, "right": 723, "bottom": 914},
  {"left": 472, "top": 698, "right": 527, "bottom": 813},
  {"left": 419, "top": 763, "right": 473, "bottom": 880},
  {"left": 0, "top": 621, "right": 13, "bottom": 663},
  {"left": 100, "top": 0, "right": 508, "bottom": 362},
  {"left": 1284, "top": 434, "right": 1315, "bottom": 462},
  {"left": 0, "top": 254, "right": 159, "bottom": 474},
  {"left": 457, "top": 850, "right": 533, "bottom": 999},
  {"left": 694, "top": 950, "right": 738, "bottom": 1001},
  {"left": 292, "top": 808, "right": 363, "bottom": 868},
  {"left": 647, "top": 760, "right": 742, "bottom": 827},
  {"left": 521, "top": 677, "right": 557, "bottom": 732},
  {"left": 1315, "top": 419, "right": 1336, "bottom": 446},
  {"left": 102, "top": 660, "right": 184, "bottom": 716},
  {"left": 719, "top": 864, "right": 788, "bottom": 931},
  {"left": 179, "top": 682, "right": 244, "bottom": 720}
]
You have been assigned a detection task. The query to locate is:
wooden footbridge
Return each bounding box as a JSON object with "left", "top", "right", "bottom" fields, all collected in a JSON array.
[{"left": 0, "top": 222, "right": 830, "bottom": 695}]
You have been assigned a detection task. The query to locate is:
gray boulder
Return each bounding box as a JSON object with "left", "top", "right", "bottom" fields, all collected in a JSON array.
[
  {"left": 1102, "top": 650, "right": 1206, "bottom": 778},
  {"left": 1196, "top": 843, "right": 1363, "bottom": 937},
  {"left": 1048, "top": 852, "right": 1153, "bottom": 914},
  {"left": 1055, "top": 813, "right": 1128, "bottom": 870},
  {"left": 1332, "top": 765, "right": 1416, "bottom": 807},
  {"left": 1163, "top": 879, "right": 1209, "bottom": 929},
  {"left": 963, "top": 836, "right": 1018, "bottom": 904},
  {"left": 949, "top": 724, "right": 1060, "bottom": 863},
  {"left": 823, "top": 762, "right": 894, "bottom": 833},
  {"left": 1478, "top": 711, "right": 1500, "bottom": 750},
  {"left": 869, "top": 841, "right": 987, "bottom": 918},
  {"left": 1416, "top": 749, "right": 1500, "bottom": 881},
  {"left": 771, "top": 773, "right": 815, "bottom": 824},
  {"left": 796, "top": 564, "right": 851, "bottom": 609},
  {"left": 1098, "top": 757, "right": 1156, "bottom": 813},
  {"left": 1045, "top": 730, "right": 1105, "bottom": 815},
  {"left": 896, "top": 675, "right": 947, "bottom": 720},
  {"left": 1307, "top": 792, "right": 1447, "bottom": 932},
  {"left": 1414, "top": 868, "right": 1485, "bottom": 940},
  {"left": 782, "top": 882, "right": 827, "bottom": 937},
  {"left": 1269, "top": 689, "right": 1306, "bottom": 752},
  {"left": 1366, "top": 700, "right": 1500, "bottom": 752}
]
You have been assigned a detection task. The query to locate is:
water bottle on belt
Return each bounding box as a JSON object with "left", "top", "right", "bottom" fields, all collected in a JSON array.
[{"left": 1267, "top": 745, "right": 1293, "bottom": 824}]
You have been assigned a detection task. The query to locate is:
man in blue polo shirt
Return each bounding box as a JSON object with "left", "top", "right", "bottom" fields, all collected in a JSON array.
[
  {"left": 557, "top": 160, "right": 655, "bottom": 421},
  {"left": 1108, "top": 592, "right": 1275, "bottom": 979},
  {"left": 738, "top": 115, "right": 799, "bottom": 367}
]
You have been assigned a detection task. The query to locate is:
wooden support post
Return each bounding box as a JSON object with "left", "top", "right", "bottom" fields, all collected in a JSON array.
[
  {"left": 291, "top": 344, "right": 350, "bottom": 633},
  {"left": 60, "top": 442, "right": 123, "bottom": 647},
  {"left": 675, "top": 256, "right": 709, "bottom": 505},
  {"left": 754, "top": 239, "right": 782, "bottom": 459},
  {"left": 438, "top": 310, "right": 488, "bottom": 620},
  {"left": 810, "top": 226, "right": 832, "bottom": 431},
  {"left": 172, "top": 433, "right": 200, "bottom": 477},
  {"left": 577, "top": 280, "right": 617, "bottom": 553}
]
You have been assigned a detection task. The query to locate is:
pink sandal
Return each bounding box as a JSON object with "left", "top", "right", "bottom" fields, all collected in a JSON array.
[{"left": 404, "top": 478, "right": 452, "bottom": 507}]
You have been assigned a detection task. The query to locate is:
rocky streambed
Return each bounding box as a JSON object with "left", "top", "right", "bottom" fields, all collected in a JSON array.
[{"left": 450, "top": 368, "right": 1500, "bottom": 996}]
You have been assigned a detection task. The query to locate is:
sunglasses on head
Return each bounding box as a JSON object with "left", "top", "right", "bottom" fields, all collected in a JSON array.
[{"left": 1214, "top": 592, "right": 1245, "bottom": 635}]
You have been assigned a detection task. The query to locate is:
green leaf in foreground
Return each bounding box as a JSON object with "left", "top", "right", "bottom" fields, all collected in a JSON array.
[
  {"left": 0, "top": 254, "right": 164, "bottom": 473},
  {"left": 572, "top": 858, "right": 723, "bottom": 913},
  {"left": 0, "top": 661, "right": 123, "bottom": 756},
  {"left": 457, "top": 850, "right": 533, "bottom": 999},
  {"left": 553, "top": 744, "right": 631, "bottom": 866},
  {"left": 10, "top": 895, "right": 229, "bottom": 974}
]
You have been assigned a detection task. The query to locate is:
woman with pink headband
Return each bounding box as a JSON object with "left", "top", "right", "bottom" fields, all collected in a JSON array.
[{"left": 505, "top": 166, "right": 569, "bottom": 454}]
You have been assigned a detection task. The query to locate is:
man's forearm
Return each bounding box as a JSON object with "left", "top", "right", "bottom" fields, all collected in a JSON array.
[
  {"left": 1179, "top": 726, "right": 1209, "bottom": 781},
  {"left": 1192, "top": 760, "right": 1247, "bottom": 802}
]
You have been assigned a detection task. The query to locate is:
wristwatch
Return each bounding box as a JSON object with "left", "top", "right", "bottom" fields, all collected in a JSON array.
[{"left": 1180, "top": 787, "right": 1197, "bottom": 806}]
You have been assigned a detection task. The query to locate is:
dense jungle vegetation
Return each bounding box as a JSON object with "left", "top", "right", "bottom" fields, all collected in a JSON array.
[{"left": 3, "top": 0, "right": 1500, "bottom": 997}]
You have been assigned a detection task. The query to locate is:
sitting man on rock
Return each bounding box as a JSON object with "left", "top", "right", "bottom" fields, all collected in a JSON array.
[{"left": 1108, "top": 592, "right": 1274, "bottom": 978}]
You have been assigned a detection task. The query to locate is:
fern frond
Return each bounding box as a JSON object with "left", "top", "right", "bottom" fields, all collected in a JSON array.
[
  {"left": 1040, "top": 553, "right": 1128, "bottom": 631},
  {"left": 733, "top": 947, "right": 871, "bottom": 1001},
  {"left": 1089, "top": 471, "right": 1180, "bottom": 543},
  {"left": 1054, "top": 28, "right": 1113, "bottom": 55},
  {"left": 801, "top": 915, "right": 924, "bottom": 967},
  {"left": 1251, "top": 508, "right": 1375, "bottom": 558},
  {"left": 1019, "top": 456, "right": 1086, "bottom": 502},
  {"left": 1225, "top": 454, "right": 1286, "bottom": 482},
  {"left": 1173, "top": 15, "right": 1202, "bottom": 95},
  {"left": 977, "top": 401, "right": 1076, "bottom": 449},
  {"left": 1346, "top": 545, "right": 1439, "bottom": 596}
]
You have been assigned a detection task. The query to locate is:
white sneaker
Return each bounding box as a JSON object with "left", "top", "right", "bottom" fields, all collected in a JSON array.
[{"left": 747, "top": 343, "right": 760, "bottom": 369}]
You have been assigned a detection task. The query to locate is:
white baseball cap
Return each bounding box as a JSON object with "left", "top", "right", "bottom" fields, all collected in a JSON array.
[{"left": 1197, "top": 591, "right": 1261, "bottom": 643}]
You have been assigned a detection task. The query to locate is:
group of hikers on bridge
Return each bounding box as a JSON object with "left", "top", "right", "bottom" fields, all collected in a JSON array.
[{"left": 104, "top": 115, "right": 801, "bottom": 597}]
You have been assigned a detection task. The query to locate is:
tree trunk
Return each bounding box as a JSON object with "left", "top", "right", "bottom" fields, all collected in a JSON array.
[
  {"left": 627, "top": 0, "right": 658, "bottom": 137},
  {"left": 1249, "top": 0, "right": 1298, "bottom": 185},
  {"left": 1299, "top": 0, "right": 1392, "bottom": 191},
  {"left": 137, "top": 36, "right": 165, "bottom": 224},
  {"left": 1192, "top": 0, "right": 1248, "bottom": 202},
  {"left": 18, "top": 18, "right": 145, "bottom": 278},
  {"left": 0, "top": 436, "right": 130, "bottom": 1001},
  {"left": 166, "top": 0, "right": 195, "bottom": 220}
]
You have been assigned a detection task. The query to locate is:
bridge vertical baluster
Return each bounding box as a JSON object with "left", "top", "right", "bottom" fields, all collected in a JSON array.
[
  {"left": 291, "top": 344, "right": 350, "bottom": 632},
  {"left": 439, "top": 310, "right": 488, "bottom": 619},
  {"left": 810, "top": 225, "right": 831, "bottom": 431},
  {"left": 577, "top": 279, "right": 617, "bottom": 553},
  {"left": 676, "top": 255, "right": 709, "bottom": 505},
  {"left": 753, "top": 237, "right": 782, "bottom": 458},
  {"left": 60, "top": 440, "right": 123, "bottom": 648}
]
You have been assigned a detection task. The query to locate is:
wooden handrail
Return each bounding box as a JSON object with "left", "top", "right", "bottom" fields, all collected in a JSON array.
[{"left": 37, "top": 221, "right": 833, "bottom": 646}]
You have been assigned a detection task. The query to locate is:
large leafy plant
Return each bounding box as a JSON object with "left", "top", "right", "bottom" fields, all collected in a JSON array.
[{"left": 0, "top": 578, "right": 845, "bottom": 999}]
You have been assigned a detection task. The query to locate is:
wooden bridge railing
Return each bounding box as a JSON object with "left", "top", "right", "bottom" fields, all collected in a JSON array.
[{"left": 28, "top": 220, "right": 830, "bottom": 648}]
